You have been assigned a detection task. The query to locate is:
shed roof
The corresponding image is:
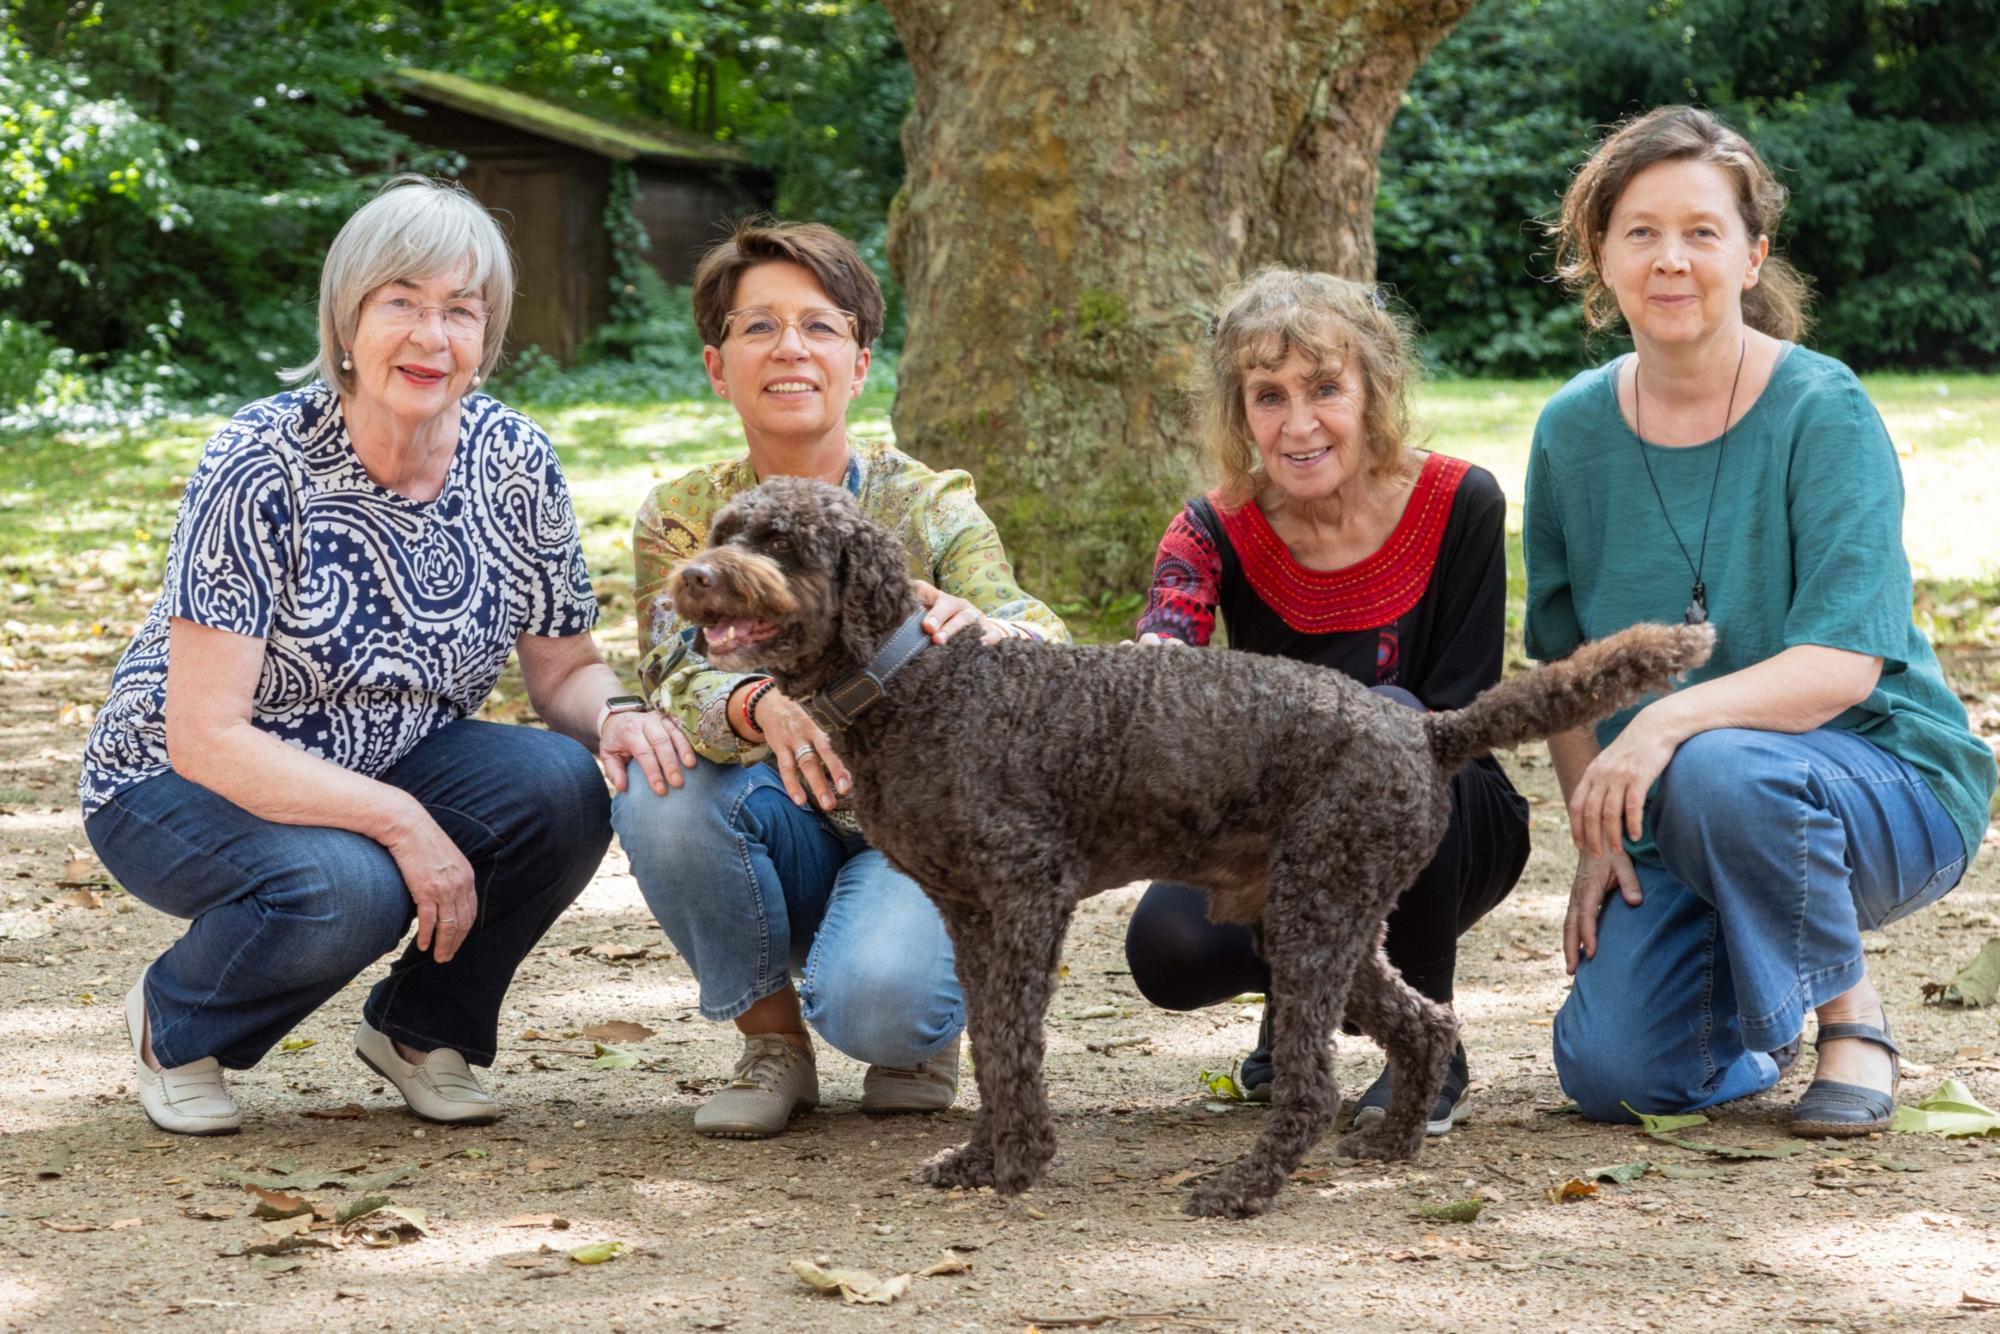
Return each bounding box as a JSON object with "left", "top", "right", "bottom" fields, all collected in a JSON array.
[{"left": 388, "top": 68, "right": 750, "bottom": 167}]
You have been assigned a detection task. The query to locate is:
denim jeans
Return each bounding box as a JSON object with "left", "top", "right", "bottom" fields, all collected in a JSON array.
[
  {"left": 610, "top": 755, "right": 963, "bottom": 1068},
  {"left": 1555, "top": 726, "right": 1967, "bottom": 1122},
  {"left": 84, "top": 720, "right": 609, "bottom": 1070}
]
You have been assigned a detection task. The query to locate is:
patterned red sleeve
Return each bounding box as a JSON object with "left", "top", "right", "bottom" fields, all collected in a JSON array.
[{"left": 1134, "top": 508, "right": 1220, "bottom": 645}]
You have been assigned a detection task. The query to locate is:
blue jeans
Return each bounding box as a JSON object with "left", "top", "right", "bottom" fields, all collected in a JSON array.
[
  {"left": 84, "top": 720, "right": 609, "bottom": 1070},
  {"left": 611, "top": 756, "right": 962, "bottom": 1068},
  {"left": 1555, "top": 727, "right": 1967, "bottom": 1121}
]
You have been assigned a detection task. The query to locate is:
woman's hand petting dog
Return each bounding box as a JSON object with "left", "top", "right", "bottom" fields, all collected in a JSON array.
[
  {"left": 749, "top": 688, "right": 851, "bottom": 811},
  {"left": 915, "top": 579, "right": 1014, "bottom": 646}
]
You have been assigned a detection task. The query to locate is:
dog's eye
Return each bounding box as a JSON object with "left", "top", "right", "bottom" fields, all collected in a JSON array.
[{"left": 767, "top": 535, "right": 793, "bottom": 556}]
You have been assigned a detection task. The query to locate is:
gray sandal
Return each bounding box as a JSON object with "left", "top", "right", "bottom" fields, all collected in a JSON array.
[{"left": 1792, "top": 1017, "right": 1900, "bottom": 1138}]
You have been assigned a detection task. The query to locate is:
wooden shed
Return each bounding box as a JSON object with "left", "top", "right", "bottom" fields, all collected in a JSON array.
[{"left": 373, "top": 69, "right": 773, "bottom": 364}]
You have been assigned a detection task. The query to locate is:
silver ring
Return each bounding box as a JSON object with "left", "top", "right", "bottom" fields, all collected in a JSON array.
[
  {"left": 442, "top": 915, "right": 459, "bottom": 924},
  {"left": 793, "top": 743, "right": 818, "bottom": 762}
]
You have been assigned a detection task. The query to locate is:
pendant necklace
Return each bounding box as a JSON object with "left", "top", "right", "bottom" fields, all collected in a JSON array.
[{"left": 1633, "top": 338, "right": 1746, "bottom": 626}]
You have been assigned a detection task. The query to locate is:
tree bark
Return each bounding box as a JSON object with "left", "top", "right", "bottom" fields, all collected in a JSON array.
[{"left": 884, "top": 0, "right": 1472, "bottom": 611}]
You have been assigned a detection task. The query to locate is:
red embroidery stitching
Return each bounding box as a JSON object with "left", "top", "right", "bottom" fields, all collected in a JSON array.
[{"left": 1212, "top": 454, "right": 1470, "bottom": 635}]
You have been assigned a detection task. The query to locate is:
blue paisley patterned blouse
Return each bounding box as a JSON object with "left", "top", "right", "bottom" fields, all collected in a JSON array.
[{"left": 78, "top": 383, "right": 598, "bottom": 815}]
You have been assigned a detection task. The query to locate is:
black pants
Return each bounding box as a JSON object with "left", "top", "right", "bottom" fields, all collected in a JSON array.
[{"left": 1123, "top": 686, "right": 1530, "bottom": 1011}]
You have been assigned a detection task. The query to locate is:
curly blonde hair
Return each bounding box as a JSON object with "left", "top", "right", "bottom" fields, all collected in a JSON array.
[
  {"left": 1553, "top": 105, "right": 1811, "bottom": 341},
  {"left": 1198, "top": 268, "right": 1418, "bottom": 506}
]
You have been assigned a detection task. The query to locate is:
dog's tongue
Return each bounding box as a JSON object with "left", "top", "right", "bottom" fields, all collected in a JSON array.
[{"left": 706, "top": 619, "right": 763, "bottom": 653}]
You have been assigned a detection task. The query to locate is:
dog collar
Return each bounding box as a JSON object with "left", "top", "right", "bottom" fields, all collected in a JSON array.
[{"left": 811, "top": 608, "right": 931, "bottom": 731}]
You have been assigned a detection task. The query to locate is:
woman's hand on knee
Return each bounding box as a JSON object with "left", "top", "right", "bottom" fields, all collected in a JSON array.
[
  {"left": 1568, "top": 712, "right": 1679, "bottom": 857},
  {"left": 756, "top": 689, "right": 850, "bottom": 811},
  {"left": 1563, "top": 846, "right": 1642, "bottom": 975},
  {"left": 599, "top": 707, "right": 697, "bottom": 796},
  {"left": 382, "top": 806, "right": 477, "bottom": 963}
]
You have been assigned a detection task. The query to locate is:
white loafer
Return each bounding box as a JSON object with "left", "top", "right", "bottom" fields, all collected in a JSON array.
[
  {"left": 354, "top": 1018, "right": 500, "bottom": 1124},
  {"left": 125, "top": 977, "right": 241, "bottom": 1136}
]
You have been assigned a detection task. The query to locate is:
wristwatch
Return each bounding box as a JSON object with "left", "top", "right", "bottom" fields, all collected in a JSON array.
[{"left": 596, "top": 694, "right": 651, "bottom": 734}]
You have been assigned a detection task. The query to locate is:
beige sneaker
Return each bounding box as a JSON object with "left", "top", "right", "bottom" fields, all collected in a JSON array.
[
  {"left": 694, "top": 1035, "right": 819, "bottom": 1139},
  {"left": 861, "top": 1031, "right": 961, "bottom": 1114}
]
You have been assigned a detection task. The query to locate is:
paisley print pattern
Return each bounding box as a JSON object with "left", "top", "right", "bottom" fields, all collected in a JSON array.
[{"left": 79, "top": 382, "right": 597, "bottom": 814}]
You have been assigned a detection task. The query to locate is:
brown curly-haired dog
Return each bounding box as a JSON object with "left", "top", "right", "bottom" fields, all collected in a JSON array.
[{"left": 672, "top": 478, "right": 1712, "bottom": 1218}]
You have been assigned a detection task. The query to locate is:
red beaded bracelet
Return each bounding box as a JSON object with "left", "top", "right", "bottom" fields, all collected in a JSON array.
[{"left": 741, "top": 678, "right": 777, "bottom": 737}]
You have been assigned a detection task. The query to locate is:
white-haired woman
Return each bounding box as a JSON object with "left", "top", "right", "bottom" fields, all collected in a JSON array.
[{"left": 79, "top": 177, "right": 691, "bottom": 1135}]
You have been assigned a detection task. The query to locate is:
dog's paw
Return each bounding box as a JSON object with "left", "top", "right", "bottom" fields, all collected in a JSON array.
[
  {"left": 1186, "top": 1179, "right": 1278, "bottom": 1219},
  {"left": 920, "top": 1142, "right": 996, "bottom": 1190},
  {"left": 1336, "top": 1126, "right": 1423, "bottom": 1163}
]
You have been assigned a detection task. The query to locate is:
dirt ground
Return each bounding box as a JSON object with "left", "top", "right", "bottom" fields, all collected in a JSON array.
[{"left": 2, "top": 643, "right": 1999, "bottom": 1334}]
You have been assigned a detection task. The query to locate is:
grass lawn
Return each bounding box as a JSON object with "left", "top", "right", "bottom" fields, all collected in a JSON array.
[{"left": 2, "top": 375, "right": 1995, "bottom": 653}]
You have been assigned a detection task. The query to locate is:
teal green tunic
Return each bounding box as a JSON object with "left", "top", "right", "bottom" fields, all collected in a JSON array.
[{"left": 1524, "top": 346, "right": 1995, "bottom": 869}]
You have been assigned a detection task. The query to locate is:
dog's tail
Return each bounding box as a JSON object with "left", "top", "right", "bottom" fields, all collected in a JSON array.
[{"left": 1423, "top": 622, "right": 1714, "bottom": 772}]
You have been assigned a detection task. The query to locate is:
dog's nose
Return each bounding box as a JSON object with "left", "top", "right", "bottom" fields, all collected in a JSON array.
[{"left": 680, "top": 561, "right": 714, "bottom": 591}]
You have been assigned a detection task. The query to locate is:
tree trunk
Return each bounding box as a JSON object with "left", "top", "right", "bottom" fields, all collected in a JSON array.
[{"left": 884, "top": 0, "right": 1472, "bottom": 614}]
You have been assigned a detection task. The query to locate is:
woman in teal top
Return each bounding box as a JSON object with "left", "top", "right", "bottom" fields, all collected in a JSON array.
[{"left": 1525, "top": 106, "right": 1995, "bottom": 1136}]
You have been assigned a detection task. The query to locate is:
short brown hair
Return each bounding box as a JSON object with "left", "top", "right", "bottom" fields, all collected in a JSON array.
[
  {"left": 1199, "top": 268, "right": 1420, "bottom": 506},
  {"left": 691, "top": 217, "right": 886, "bottom": 351},
  {"left": 1553, "top": 105, "right": 1811, "bottom": 342}
]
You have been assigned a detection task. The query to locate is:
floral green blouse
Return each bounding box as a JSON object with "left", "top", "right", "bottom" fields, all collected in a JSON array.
[{"left": 634, "top": 439, "right": 1069, "bottom": 764}]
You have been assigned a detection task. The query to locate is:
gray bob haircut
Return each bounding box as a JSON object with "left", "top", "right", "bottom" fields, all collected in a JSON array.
[{"left": 284, "top": 175, "right": 515, "bottom": 390}]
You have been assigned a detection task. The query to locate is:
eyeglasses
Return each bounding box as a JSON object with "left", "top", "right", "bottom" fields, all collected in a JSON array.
[
  {"left": 366, "top": 294, "right": 491, "bottom": 336},
  {"left": 720, "top": 307, "right": 857, "bottom": 348}
]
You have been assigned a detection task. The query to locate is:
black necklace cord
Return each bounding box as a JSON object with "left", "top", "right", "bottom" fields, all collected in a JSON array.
[{"left": 1633, "top": 337, "right": 1747, "bottom": 625}]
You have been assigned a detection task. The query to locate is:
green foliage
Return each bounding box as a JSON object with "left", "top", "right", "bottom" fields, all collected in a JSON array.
[{"left": 1380, "top": 0, "right": 2000, "bottom": 374}]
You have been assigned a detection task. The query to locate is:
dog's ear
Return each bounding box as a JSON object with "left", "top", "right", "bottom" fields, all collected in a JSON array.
[{"left": 834, "top": 506, "right": 915, "bottom": 663}]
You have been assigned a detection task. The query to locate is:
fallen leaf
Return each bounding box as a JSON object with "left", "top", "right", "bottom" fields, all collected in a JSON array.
[
  {"left": 250, "top": 1257, "right": 304, "bottom": 1276},
  {"left": 849, "top": 1273, "right": 912, "bottom": 1305},
  {"left": 1651, "top": 1135, "right": 1811, "bottom": 1161},
  {"left": 791, "top": 1259, "right": 910, "bottom": 1304},
  {"left": 1929, "top": 939, "right": 2000, "bottom": 1008},
  {"left": 500, "top": 1255, "right": 547, "bottom": 1269},
  {"left": 1891, "top": 1078, "right": 2000, "bottom": 1137},
  {"left": 1962, "top": 1293, "right": 2000, "bottom": 1309},
  {"left": 107, "top": 1217, "right": 143, "bottom": 1230},
  {"left": 1550, "top": 1179, "right": 1599, "bottom": 1203},
  {"left": 37, "top": 1146, "right": 71, "bottom": 1179},
  {"left": 343, "top": 1205, "right": 429, "bottom": 1247},
  {"left": 182, "top": 1204, "right": 236, "bottom": 1221},
  {"left": 1414, "top": 1198, "right": 1483, "bottom": 1222},
  {"left": 592, "top": 1043, "right": 639, "bottom": 1070},
  {"left": 277, "top": 1037, "right": 315, "bottom": 1053},
  {"left": 1623, "top": 1103, "right": 1710, "bottom": 1135},
  {"left": 1587, "top": 1160, "right": 1651, "bottom": 1185},
  {"left": 501, "top": 1215, "right": 571, "bottom": 1229},
  {"left": 243, "top": 1185, "right": 313, "bottom": 1220},
  {"left": 918, "top": 1253, "right": 972, "bottom": 1277},
  {"left": 1196, "top": 1070, "right": 1245, "bottom": 1101},
  {"left": 301, "top": 1103, "right": 365, "bottom": 1121},
  {"left": 42, "top": 1220, "right": 96, "bottom": 1233},
  {"left": 447, "top": 1147, "right": 488, "bottom": 1160},
  {"left": 580, "top": 1021, "right": 655, "bottom": 1043},
  {"left": 52, "top": 886, "right": 103, "bottom": 908},
  {"left": 586, "top": 942, "right": 647, "bottom": 962},
  {"left": 335, "top": 1194, "right": 392, "bottom": 1225},
  {"left": 568, "top": 1241, "right": 625, "bottom": 1265}
]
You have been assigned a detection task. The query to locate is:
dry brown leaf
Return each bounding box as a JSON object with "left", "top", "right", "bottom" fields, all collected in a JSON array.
[
  {"left": 1549, "top": 1179, "right": 1599, "bottom": 1203},
  {"left": 501, "top": 1214, "right": 571, "bottom": 1229},
  {"left": 244, "top": 1184, "right": 313, "bottom": 1220},
  {"left": 500, "top": 1255, "right": 547, "bottom": 1269},
  {"left": 107, "top": 1217, "right": 143, "bottom": 1231},
  {"left": 52, "top": 885, "right": 103, "bottom": 907},
  {"left": 918, "top": 1254, "right": 972, "bottom": 1277},
  {"left": 182, "top": 1204, "right": 236, "bottom": 1221},
  {"left": 1962, "top": 1293, "right": 2000, "bottom": 1310},
  {"left": 580, "top": 1021, "right": 655, "bottom": 1043},
  {"left": 42, "top": 1221, "right": 96, "bottom": 1233},
  {"left": 301, "top": 1103, "right": 367, "bottom": 1121},
  {"left": 586, "top": 942, "right": 647, "bottom": 962}
]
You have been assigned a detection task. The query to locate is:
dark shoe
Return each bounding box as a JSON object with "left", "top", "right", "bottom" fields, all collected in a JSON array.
[
  {"left": 1238, "top": 1008, "right": 1274, "bottom": 1103},
  {"left": 1792, "top": 1017, "right": 1900, "bottom": 1138},
  {"left": 1349, "top": 1043, "right": 1470, "bottom": 1136}
]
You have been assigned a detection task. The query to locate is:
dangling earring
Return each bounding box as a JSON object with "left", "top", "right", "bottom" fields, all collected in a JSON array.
[{"left": 340, "top": 353, "right": 352, "bottom": 372}]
